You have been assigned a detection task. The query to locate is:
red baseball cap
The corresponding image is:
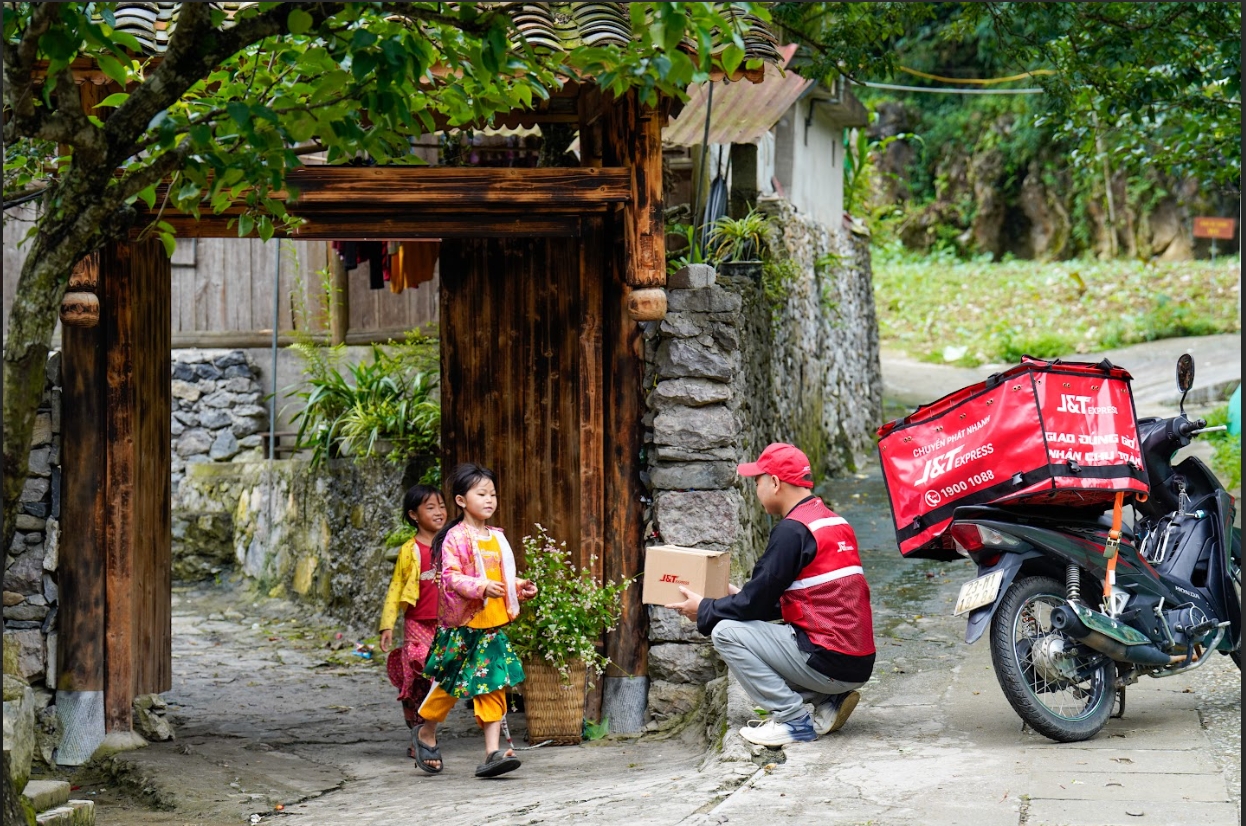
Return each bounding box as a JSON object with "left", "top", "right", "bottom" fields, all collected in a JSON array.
[{"left": 737, "top": 443, "right": 814, "bottom": 488}]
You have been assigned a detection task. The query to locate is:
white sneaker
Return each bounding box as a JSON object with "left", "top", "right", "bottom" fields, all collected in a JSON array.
[
  {"left": 739, "top": 714, "right": 817, "bottom": 747},
  {"left": 812, "top": 690, "right": 860, "bottom": 735}
]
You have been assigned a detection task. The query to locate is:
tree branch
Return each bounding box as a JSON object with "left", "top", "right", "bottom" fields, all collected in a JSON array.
[
  {"left": 102, "top": 3, "right": 345, "bottom": 168},
  {"left": 1, "top": 2, "right": 59, "bottom": 127},
  {"left": 117, "top": 142, "right": 195, "bottom": 203}
]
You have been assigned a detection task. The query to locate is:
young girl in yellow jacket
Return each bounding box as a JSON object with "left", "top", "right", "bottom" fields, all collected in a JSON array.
[{"left": 379, "top": 484, "right": 446, "bottom": 758}]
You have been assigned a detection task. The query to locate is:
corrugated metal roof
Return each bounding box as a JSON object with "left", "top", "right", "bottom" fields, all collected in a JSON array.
[{"left": 663, "top": 60, "right": 814, "bottom": 147}]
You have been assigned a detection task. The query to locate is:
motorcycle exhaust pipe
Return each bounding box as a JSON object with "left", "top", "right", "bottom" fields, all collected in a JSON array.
[{"left": 1050, "top": 605, "right": 1182, "bottom": 666}]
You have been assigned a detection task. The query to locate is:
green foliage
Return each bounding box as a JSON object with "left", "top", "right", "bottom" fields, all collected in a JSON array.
[
  {"left": 507, "top": 524, "right": 629, "bottom": 681},
  {"left": 874, "top": 256, "right": 1241, "bottom": 367},
  {"left": 384, "top": 523, "right": 417, "bottom": 550},
  {"left": 669, "top": 208, "right": 774, "bottom": 273},
  {"left": 707, "top": 208, "right": 770, "bottom": 263},
  {"left": 845, "top": 2, "right": 1240, "bottom": 259},
  {"left": 963, "top": 2, "right": 1241, "bottom": 195},
  {"left": 287, "top": 341, "right": 440, "bottom": 468},
  {"left": 583, "top": 717, "right": 610, "bottom": 741},
  {"left": 771, "top": 3, "right": 938, "bottom": 84},
  {"left": 665, "top": 222, "right": 708, "bottom": 276},
  {"left": 997, "top": 331, "right": 1076, "bottom": 364},
  {"left": 761, "top": 257, "right": 801, "bottom": 308},
  {"left": 3, "top": 2, "right": 777, "bottom": 253},
  {"left": 1203, "top": 404, "right": 1242, "bottom": 491},
  {"left": 1100, "top": 298, "right": 1225, "bottom": 350}
]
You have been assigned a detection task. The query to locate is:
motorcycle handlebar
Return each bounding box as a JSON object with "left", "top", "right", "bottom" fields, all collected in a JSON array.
[{"left": 1178, "top": 418, "right": 1207, "bottom": 436}]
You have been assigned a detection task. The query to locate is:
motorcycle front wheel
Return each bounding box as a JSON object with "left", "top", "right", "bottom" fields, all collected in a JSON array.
[{"left": 990, "top": 575, "right": 1116, "bottom": 742}]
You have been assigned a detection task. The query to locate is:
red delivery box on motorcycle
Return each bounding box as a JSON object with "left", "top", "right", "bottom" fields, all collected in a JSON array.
[{"left": 876, "top": 357, "right": 1150, "bottom": 559}]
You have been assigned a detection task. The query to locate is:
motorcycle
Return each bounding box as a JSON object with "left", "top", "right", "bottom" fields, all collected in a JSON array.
[{"left": 949, "top": 354, "right": 1241, "bottom": 742}]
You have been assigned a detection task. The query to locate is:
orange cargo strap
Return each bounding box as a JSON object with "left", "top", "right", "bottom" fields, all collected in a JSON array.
[{"left": 1102, "top": 492, "right": 1124, "bottom": 612}]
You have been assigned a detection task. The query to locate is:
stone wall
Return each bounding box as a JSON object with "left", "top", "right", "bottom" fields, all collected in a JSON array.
[
  {"left": 171, "top": 349, "right": 268, "bottom": 494},
  {"left": 641, "top": 203, "right": 881, "bottom": 735},
  {"left": 175, "top": 458, "right": 404, "bottom": 629},
  {"left": 731, "top": 199, "right": 882, "bottom": 562},
  {"left": 170, "top": 349, "right": 268, "bottom": 580},
  {"left": 3, "top": 352, "right": 64, "bottom": 771}
]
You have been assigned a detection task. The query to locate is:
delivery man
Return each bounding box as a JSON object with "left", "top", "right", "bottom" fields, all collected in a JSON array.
[{"left": 666, "top": 443, "right": 876, "bottom": 747}]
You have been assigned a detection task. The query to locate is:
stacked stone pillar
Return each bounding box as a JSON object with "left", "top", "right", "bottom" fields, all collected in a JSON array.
[
  {"left": 641, "top": 265, "right": 746, "bottom": 731},
  {"left": 4, "top": 352, "right": 65, "bottom": 775}
]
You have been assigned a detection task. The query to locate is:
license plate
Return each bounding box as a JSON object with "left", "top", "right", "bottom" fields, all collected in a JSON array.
[{"left": 953, "top": 571, "right": 1004, "bottom": 616}]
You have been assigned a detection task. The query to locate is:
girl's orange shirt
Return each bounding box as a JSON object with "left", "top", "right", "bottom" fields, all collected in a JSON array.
[{"left": 466, "top": 535, "right": 510, "bottom": 629}]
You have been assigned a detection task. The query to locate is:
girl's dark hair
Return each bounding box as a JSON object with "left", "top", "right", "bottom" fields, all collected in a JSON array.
[
  {"left": 402, "top": 484, "right": 443, "bottom": 528},
  {"left": 430, "top": 462, "right": 498, "bottom": 572}
]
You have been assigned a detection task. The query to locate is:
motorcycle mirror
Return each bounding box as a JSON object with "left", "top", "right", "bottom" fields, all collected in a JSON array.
[{"left": 1176, "top": 353, "right": 1195, "bottom": 413}]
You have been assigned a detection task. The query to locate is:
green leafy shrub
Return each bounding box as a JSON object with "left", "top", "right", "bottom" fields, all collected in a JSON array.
[
  {"left": 708, "top": 208, "right": 770, "bottom": 263},
  {"left": 1203, "top": 403, "right": 1242, "bottom": 491},
  {"left": 997, "top": 330, "right": 1078, "bottom": 363},
  {"left": 1100, "top": 297, "right": 1226, "bottom": 350},
  {"left": 287, "top": 336, "right": 440, "bottom": 468},
  {"left": 507, "top": 524, "right": 629, "bottom": 681},
  {"left": 665, "top": 222, "right": 708, "bottom": 275}
]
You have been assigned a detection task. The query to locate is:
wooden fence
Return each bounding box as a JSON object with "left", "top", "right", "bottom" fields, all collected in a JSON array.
[{"left": 2, "top": 213, "right": 438, "bottom": 347}]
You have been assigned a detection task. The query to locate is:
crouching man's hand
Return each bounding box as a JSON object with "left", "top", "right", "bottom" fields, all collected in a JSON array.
[{"left": 665, "top": 585, "right": 703, "bottom": 622}]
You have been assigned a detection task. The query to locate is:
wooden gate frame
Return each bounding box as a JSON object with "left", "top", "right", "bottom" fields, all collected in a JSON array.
[{"left": 58, "top": 86, "right": 665, "bottom": 732}]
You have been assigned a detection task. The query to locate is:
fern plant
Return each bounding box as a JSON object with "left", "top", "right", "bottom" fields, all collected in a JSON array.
[
  {"left": 708, "top": 208, "right": 771, "bottom": 263},
  {"left": 287, "top": 343, "right": 440, "bottom": 467}
]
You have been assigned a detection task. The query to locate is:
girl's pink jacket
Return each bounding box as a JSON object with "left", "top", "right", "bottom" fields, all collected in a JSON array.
[{"left": 436, "top": 522, "right": 520, "bottom": 628}]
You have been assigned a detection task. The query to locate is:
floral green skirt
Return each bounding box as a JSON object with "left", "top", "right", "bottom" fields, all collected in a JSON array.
[{"left": 423, "top": 626, "right": 525, "bottom": 699}]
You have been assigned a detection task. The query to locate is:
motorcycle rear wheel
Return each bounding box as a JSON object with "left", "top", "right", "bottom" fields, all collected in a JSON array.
[{"left": 990, "top": 576, "right": 1116, "bottom": 742}]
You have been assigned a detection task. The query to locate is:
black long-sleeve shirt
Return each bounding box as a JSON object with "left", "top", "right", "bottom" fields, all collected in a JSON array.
[{"left": 695, "top": 497, "right": 875, "bottom": 683}]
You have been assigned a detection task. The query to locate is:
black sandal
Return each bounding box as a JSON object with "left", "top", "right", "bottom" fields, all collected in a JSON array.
[
  {"left": 475, "top": 749, "right": 521, "bottom": 778},
  {"left": 412, "top": 728, "right": 443, "bottom": 775}
]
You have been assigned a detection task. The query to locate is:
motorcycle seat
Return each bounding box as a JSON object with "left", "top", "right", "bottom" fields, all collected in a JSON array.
[{"left": 953, "top": 504, "right": 1136, "bottom": 541}]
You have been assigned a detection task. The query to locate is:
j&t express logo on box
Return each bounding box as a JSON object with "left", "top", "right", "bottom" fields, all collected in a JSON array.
[
  {"left": 659, "top": 574, "right": 689, "bottom": 584},
  {"left": 1056, "top": 394, "right": 1118, "bottom": 415}
]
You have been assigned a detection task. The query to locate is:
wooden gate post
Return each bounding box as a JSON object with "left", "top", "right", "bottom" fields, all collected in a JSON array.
[
  {"left": 599, "top": 90, "right": 666, "bottom": 680},
  {"left": 100, "top": 240, "right": 172, "bottom": 734},
  {"left": 56, "top": 253, "right": 109, "bottom": 761},
  {"left": 57, "top": 239, "right": 171, "bottom": 756}
]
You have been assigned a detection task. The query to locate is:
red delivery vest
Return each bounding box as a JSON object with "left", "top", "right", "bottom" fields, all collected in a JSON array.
[{"left": 779, "top": 498, "right": 876, "bottom": 657}]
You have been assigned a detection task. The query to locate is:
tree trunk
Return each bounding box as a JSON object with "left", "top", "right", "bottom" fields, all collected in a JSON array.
[
  {"left": 1, "top": 213, "right": 102, "bottom": 552},
  {"left": 2, "top": 750, "right": 35, "bottom": 826}
]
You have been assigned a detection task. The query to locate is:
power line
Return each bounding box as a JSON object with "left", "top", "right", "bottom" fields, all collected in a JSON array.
[
  {"left": 898, "top": 65, "right": 1056, "bottom": 86},
  {"left": 854, "top": 80, "right": 1044, "bottom": 95}
]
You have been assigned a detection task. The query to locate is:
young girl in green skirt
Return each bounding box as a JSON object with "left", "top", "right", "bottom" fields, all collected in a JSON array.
[{"left": 414, "top": 463, "right": 538, "bottom": 778}]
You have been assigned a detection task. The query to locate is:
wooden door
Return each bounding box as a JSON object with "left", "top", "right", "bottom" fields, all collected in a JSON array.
[{"left": 439, "top": 219, "right": 606, "bottom": 570}]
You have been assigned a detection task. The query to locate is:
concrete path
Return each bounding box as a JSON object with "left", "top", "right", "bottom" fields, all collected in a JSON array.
[
  {"left": 882, "top": 333, "right": 1241, "bottom": 418},
  {"left": 687, "top": 576, "right": 1240, "bottom": 826}
]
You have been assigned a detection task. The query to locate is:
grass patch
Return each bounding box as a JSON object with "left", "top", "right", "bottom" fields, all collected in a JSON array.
[
  {"left": 873, "top": 252, "right": 1241, "bottom": 367},
  {"left": 1203, "top": 403, "right": 1242, "bottom": 491}
]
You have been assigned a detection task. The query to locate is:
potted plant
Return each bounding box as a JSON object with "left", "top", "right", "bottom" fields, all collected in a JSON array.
[
  {"left": 708, "top": 207, "right": 771, "bottom": 266},
  {"left": 507, "top": 524, "right": 629, "bottom": 744},
  {"left": 287, "top": 341, "right": 440, "bottom": 467}
]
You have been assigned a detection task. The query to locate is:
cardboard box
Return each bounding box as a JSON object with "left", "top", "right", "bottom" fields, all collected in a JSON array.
[{"left": 641, "top": 545, "right": 731, "bottom": 606}]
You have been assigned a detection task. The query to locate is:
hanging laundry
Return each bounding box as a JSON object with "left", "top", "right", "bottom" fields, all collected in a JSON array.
[
  {"left": 355, "top": 241, "right": 385, "bottom": 289},
  {"left": 331, "top": 240, "right": 359, "bottom": 270},
  {"left": 390, "top": 241, "right": 440, "bottom": 294}
]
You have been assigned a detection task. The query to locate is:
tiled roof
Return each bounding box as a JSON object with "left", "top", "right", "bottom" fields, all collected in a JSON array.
[{"left": 104, "top": 2, "right": 782, "bottom": 68}]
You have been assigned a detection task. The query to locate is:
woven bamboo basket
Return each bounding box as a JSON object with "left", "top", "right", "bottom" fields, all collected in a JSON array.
[{"left": 521, "top": 658, "right": 586, "bottom": 745}]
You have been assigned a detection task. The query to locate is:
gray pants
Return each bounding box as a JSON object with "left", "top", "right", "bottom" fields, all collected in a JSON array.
[{"left": 710, "top": 620, "right": 863, "bottom": 723}]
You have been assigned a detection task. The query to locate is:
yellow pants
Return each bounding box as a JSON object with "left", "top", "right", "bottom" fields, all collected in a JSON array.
[{"left": 418, "top": 684, "right": 507, "bottom": 725}]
